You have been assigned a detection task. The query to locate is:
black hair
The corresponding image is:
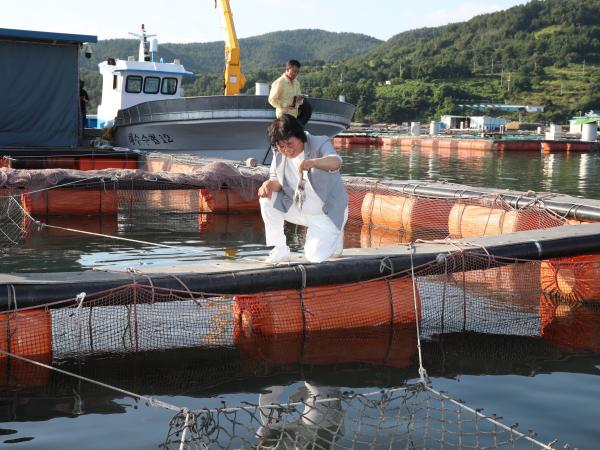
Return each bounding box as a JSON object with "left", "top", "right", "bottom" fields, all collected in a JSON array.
[
  {"left": 286, "top": 59, "right": 301, "bottom": 69},
  {"left": 267, "top": 114, "right": 307, "bottom": 146}
]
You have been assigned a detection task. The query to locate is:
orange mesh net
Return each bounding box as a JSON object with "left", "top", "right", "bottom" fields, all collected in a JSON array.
[
  {"left": 2, "top": 251, "right": 591, "bottom": 448},
  {"left": 0, "top": 157, "right": 590, "bottom": 255}
]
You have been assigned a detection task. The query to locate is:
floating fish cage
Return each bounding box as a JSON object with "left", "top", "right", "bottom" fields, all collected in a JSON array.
[{"left": 2, "top": 152, "right": 599, "bottom": 448}]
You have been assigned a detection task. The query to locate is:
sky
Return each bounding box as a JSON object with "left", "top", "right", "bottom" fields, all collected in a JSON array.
[{"left": 2, "top": 0, "right": 528, "bottom": 43}]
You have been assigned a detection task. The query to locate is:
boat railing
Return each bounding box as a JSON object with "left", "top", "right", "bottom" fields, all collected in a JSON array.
[{"left": 115, "top": 96, "right": 355, "bottom": 127}]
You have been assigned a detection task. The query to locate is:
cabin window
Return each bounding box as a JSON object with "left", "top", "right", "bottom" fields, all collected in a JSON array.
[
  {"left": 112, "top": 75, "right": 118, "bottom": 90},
  {"left": 161, "top": 77, "right": 178, "bottom": 95},
  {"left": 143, "top": 76, "right": 160, "bottom": 94},
  {"left": 125, "top": 75, "right": 143, "bottom": 93}
]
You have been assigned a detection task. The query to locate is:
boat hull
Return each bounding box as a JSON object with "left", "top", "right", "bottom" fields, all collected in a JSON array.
[{"left": 112, "top": 95, "right": 355, "bottom": 163}]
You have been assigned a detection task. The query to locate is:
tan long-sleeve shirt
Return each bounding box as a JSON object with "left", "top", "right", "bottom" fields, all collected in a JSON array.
[{"left": 268, "top": 73, "right": 303, "bottom": 118}]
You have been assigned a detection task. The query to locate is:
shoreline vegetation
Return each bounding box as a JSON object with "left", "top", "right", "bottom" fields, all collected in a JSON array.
[{"left": 81, "top": 0, "right": 600, "bottom": 125}]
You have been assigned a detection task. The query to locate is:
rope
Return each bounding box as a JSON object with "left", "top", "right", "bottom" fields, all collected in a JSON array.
[
  {"left": 408, "top": 243, "right": 429, "bottom": 385},
  {"left": 0, "top": 349, "right": 185, "bottom": 413},
  {"left": 379, "top": 256, "right": 394, "bottom": 274},
  {"left": 295, "top": 264, "right": 307, "bottom": 290},
  {"left": 422, "top": 384, "right": 556, "bottom": 450},
  {"left": 12, "top": 198, "right": 222, "bottom": 258}
]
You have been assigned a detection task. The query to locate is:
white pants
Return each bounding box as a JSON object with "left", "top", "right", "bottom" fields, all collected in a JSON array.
[
  {"left": 258, "top": 383, "right": 344, "bottom": 440},
  {"left": 260, "top": 193, "right": 347, "bottom": 263}
]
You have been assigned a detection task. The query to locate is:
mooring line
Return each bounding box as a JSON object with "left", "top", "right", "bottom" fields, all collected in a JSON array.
[
  {"left": 408, "top": 243, "right": 429, "bottom": 385},
  {"left": 10, "top": 196, "right": 223, "bottom": 258},
  {"left": 0, "top": 349, "right": 185, "bottom": 413},
  {"left": 423, "top": 383, "right": 556, "bottom": 450}
]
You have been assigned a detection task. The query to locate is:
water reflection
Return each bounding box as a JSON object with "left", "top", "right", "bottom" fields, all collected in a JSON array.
[
  {"left": 341, "top": 145, "right": 600, "bottom": 199},
  {"left": 542, "top": 153, "right": 556, "bottom": 191},
  {"left": 578, "top": 153, "right": 591, "bottom": 194},
  {"left": 1, "top": 328, "right": 599, "bottom": 423},
  {"left": 257, "top": 383, "right": 344, "bottom": 450}
]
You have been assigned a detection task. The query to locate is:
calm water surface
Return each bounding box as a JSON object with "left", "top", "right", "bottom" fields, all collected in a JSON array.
[{"left": 2, "top": 145, "right": 600, "bottom": 449}]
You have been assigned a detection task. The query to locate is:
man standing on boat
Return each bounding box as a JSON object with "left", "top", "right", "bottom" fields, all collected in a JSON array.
[
  {"left": 79, "top": 81, "right": 89, "bottom": 133},
  {"left": 258, "top": 115, "right": 348, "bottom": 264},
  {"left": 268, "top": 60, "right": 303, "bottom": 118}
]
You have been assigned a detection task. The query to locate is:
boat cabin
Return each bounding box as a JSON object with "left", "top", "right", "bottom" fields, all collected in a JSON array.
[
  {"left": 441, "top": 115, "right": 508, "bottom": 131},
  {"left": 96, "top": 26, "right": 194, "bottom": 128}
]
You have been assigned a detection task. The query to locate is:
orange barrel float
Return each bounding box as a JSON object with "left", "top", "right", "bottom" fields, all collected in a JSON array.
[
  {"left": 22, "top": 215, "right": 119, "bottom": 249},
  {"left": 45, "top": 157, "right": 78, "bottom": 170},
  {"left": 21, "top": 188, "right": 119, "bottom": 216},
  {"left": 448, "top": 203, "right": 563, "bottom": 238},
  {"left": 361, "top": 192, "right": 453, "bottom": 234},
  {"left": 199, "top": 188, "right": 259, "bottom": 213},
  {"left": 360, "top": 224, "right": 413, "bottom": 248},
  {"left": 198, "top": 213, "right": 264, "bottom": 248},
  {"left": 361, "top": 223, "right": 445, "bottom": 246},
  {"left": 452, "top": 261, "right": 541, "bottom": 308},
  {"left": 437, "top": 138, "right": 459, "bottom": 150},
  {"left": 78, "top": 156, "right": 138, "bottom": 171},
  {"left": 234, "top": 324, "right": 417, "bottom": 371},
  {"left": 399, "top": 137, "right": 418, "bottom": 147},
  {"left": 352, "top": 136, "right": 380, "bottom": 145},
  {"left": 380, "top": 136, "right": 403, "bottom": 148},
  {"left": 540, "top": 293, "right": 600, "bottom": 352},
  {"left": 563, "top": 217, "right": 593, "bottom": 225},
  {"left": 168, "top": 161, "right": 200, "bottom": 174},
  {"left": 456, "top": 139, "right": 493, "bottom": 151},
  {"left": 345, "top": 185, "right": 367, "bottom": 221},
  {"left": 233, "top": 277, "right": 420, "bottom": 337},
  {"left": 496, "top": 140, "right": 541, "bottom": 151},
  {"left": 142, "top": 157, "right": 171, "bottom": 172},
  {"left": 138, "top": 189, "right": 200, "bottom": 213},
  {"left": 566, "top": 142, "right": 592, "bottom": 152},
  {"left": 0, "top": 309, "right": 52, "bottom": 387},
  {"left": 340, "top": 222, "right": 363, "bottom": 249},
  {"left": 542, "top": 140, "right": 568, "bottom": 153},
  {"left": 540, "top": 254, "right": 600, "bottom": 302},
  {"left": 417, "top": 138, "right": 435, "bottom": 148}
]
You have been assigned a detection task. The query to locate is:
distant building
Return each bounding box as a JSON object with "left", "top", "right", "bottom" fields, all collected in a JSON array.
[
  {"left": 570, "top": 111, "right": 600, "bottom": 134},
  {"left": 458, "top": 104, "right": 545, "bottom": 113},
  {"left": 441, "top": 115, "right": 508, "bottom": 131},
  {"left": 0, "top": 28, "right": 97, "bottom": 147}
]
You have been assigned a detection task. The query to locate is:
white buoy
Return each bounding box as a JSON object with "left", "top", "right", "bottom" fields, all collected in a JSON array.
[
  {"left": 255, "top": 82, "right": 269, "bottom": 96},
  {"left": 545, "top": 124, "right": 562, "bottom": 140},
  {"left": 338, "top": 95, "right": 346, "bottom": 103},
  {"left": 429, "top": 121, "right": 439, "bottom": 136},
  {"left": 410, "top": 122, "right": 420, "bottom": 136},
  {"left": 582, "top": 123, "right": 598, "bottom": 142}
]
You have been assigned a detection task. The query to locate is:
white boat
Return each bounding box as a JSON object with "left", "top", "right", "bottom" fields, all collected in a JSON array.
[{"left": 96, "top": 23, "right": 355, "bottom": 163}]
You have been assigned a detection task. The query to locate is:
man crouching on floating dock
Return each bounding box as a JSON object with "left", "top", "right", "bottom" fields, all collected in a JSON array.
[{"left": 258, "top": 114, "right": 348, "bottom": 264}]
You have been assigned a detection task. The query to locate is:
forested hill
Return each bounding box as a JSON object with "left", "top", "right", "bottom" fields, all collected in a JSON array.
[
  {"left": 80, "top": 29, "right": 382, "bottom": 73},
  {"left": 296, "top": 0, "right": 600, "bottom": 122},
  {"left": 82, "top": 0, "right": 600, "bottom": 123}
]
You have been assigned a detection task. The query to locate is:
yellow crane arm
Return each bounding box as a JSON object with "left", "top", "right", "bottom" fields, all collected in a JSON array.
[{"left": 217, "top": 0, "right": 246, "bottom": 95}]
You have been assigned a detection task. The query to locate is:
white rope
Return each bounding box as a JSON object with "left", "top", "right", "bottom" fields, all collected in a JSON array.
[
  {"left": 178, "top": 382, "right": 556, "bottom": 448},
  {"left": 178, "top": 411, "right": 192, "bottom": 450},
  {"left": 20, "top": 176, "right": 103, "bottom": 197},
  {"left": 423, "top": 384, "right": 556, "bottom": 450},
  {"left": 74, "top": 292, "right": 86, "bottom": 352},
  {"left": 12, "top": 197, "right": 222, "bottom": 258},
  {"left": 408, "top": 243, "right": 429, "bottom": 384},
  {"left": 0, "top": 349, "right": 185, "bottom": 413}
]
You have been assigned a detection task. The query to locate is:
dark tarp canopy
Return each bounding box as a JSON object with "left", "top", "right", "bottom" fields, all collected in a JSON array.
[{"left": 0, "top": 29, "right": 96, "bottom": 147}]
